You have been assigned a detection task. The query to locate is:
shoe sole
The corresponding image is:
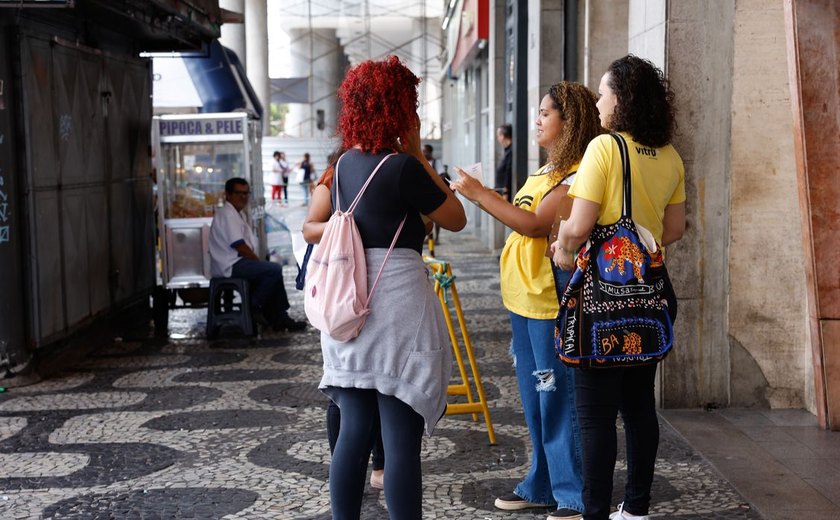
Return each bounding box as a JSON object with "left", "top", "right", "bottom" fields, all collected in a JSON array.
[{"left": 494, "top": 498, "right": 553, "bottom": 511}]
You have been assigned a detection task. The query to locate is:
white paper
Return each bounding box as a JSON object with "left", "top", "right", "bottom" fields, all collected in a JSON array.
[
  {"left": 461, "top": 162, "right": 484, "bottom": 185},
  {"left": 452, "top": 162, "right": 486, "bottom": 208}
]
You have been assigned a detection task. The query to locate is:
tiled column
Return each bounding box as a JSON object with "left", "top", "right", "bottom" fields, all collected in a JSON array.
[
  {"left": 784, "top": 0, "right": 840, "bottom": 430},
  {"left": 219, "top": 0, "right": 246, "bottom": 66},
  {"left": 284, "top": 28, "right": 342, "bottom": 138},
  {"left": 244, "top": 0, "right": 269, "bottom": 135}
]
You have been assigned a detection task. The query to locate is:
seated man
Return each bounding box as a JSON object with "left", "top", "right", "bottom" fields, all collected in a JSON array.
[{"left": 209, "top": 178, "right": 306, "bottom": 332}]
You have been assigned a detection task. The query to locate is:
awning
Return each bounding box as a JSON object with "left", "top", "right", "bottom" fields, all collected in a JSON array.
[{"left": 153, "top": 40, "right": 263, "bottom": 119}]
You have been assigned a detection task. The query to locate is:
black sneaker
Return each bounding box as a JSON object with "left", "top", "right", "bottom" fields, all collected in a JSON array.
[
  {"left": 494, "top": 492, "right": 553, "bottom": 511},
  {"left": 272, "top": 315, "right": 307, "bottom": 332},
  {"left": 548, "top": 508, "right": 582, "bottom": 520},
  {"left": 253, "top": 312, "right": 271, "bottom": 328}
]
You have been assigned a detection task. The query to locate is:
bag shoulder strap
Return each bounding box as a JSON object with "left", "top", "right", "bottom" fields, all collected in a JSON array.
[
  {"left": 543, "top": 169, "right": 577, "bottom": 197},
  {"left": 332, "top": 151, "right": 407, "bottom": 307},
  {"left": 366, "top": 214, "right": 407, "bottom": 305},
  {"left": 334, "top": 152, "right": 397, "bottom": 213},
  {"left": 609, "top": 133, "right": 632, "bottom": 218}
]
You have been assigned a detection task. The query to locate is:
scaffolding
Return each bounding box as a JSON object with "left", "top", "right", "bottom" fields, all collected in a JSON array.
[{"left": 268, "top": 0, "right": 445, "bottom": 139}]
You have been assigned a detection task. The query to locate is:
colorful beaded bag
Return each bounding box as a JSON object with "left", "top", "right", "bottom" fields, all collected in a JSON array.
[{"left": 555, "top": 133, "right": 677, "bottom": 368}]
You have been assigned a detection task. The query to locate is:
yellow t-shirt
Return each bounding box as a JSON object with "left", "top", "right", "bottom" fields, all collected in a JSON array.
[
  {"left": 499, "top": 164, "right": 575, "bottom": 320},
  {"left": 569, "top": 132, "right": 685, "bottom": 244}
]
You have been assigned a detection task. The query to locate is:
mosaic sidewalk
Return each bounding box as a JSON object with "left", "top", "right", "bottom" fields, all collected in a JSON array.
[{"left": 0, "top": 234, "right": 762, "bottom": 519}]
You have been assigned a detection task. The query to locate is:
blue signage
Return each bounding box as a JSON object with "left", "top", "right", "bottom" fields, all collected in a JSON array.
[{"left": 159, "top": 118, "right": 244, "bottom": 137}]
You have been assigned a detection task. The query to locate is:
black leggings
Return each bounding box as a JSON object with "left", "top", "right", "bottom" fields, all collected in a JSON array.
[
  {"left": 575, "top": 364, "right": 659, "bottom": 520},
  {"left": 328, "top": 388, "right": 425, "bottom": 520},
  {"left": 327, "top": 399, "right": 384, "bottom": 470}
]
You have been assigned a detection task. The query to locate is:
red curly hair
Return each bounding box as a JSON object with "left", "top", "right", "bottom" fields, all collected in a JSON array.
[{"left": 337, "top": 56, "right": 420, "bottom": 153}]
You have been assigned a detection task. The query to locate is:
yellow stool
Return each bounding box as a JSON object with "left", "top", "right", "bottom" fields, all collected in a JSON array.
[{"left": 424, "top": 256, "right": 496, "bottom": 445}]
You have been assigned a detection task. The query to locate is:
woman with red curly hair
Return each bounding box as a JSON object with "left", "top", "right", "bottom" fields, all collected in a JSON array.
[{"left": 307, "top": 56, "right": 465, "bottom": 519}]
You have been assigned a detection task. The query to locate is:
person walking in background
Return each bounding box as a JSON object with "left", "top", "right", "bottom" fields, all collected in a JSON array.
[
  {"left": 422, "top": 144, "right": 441, "bottom": 174},
  {"left": 307, "top": 56, "right": 465, "bottom": 520},
  {"left": 280, "top": 152, "right": 291, "bottom": 204},
  {"left": 295, "top": 152, "right": 313, "bottom": 205},
  {"left": 552, "top": 55, "right": 686, "bottom": 520},
  {"left": 208, "top": 178, "right": 307, "bottom": 332},
  {"left": 494, "top": 123, "right": 513, "bottom": 201},
  {"left": 303, "top": 150, "right": 387, "bottom": 492},
  {"left": 451, "top": 82, "right": 603, "bottom": 520},
  {"left": 270, "top": 151, "right": 290, "bottom": 203}
]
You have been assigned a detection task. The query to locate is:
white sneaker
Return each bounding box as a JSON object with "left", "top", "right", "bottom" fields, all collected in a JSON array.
[
  {"left": 369, "top": 469, "right": 384, "bottom": 489},
  {"left": 609, "top": 502, "right": 651, "bottom": 520}
]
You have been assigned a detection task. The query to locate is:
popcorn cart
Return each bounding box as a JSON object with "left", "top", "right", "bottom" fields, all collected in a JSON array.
[{"left": 151, "top": 112, "right": 266, "bottom": 327}]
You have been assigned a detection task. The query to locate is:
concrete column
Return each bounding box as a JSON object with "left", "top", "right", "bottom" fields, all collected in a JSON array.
[
  {"left": 726, "top": 0, "right": 808, "bottom": 411},
  {"left": 244, "top": 0, "right": 270, "bottom": 134},
  {"left": 487, "top": 0, "right": 507, "bottom": 251},
  {"left": 665, "top": 1, "right": 737, "bottom": 408},
  {"left": 219, "top": 0, "right": 246, "bottom": 66},
  {"left": 526, "top": 0, "right": 564, "bottom": 172},
  {"left": 285, "top": 28, "right": 343, "bottom": 138},
  {"left": 410, "top": 18, "right": 430, "bottom": 132}
]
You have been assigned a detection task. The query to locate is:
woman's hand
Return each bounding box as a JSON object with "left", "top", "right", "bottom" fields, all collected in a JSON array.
[
  {"left": 556, "top": 198, "right": 599, "bottom": 265},
  {"left": 449, "top": 168, "right": 487, "bottom": 203},
  {"left": 551, "top": 239, "right": 576, "bottom": 271},
  {"left": 399, "top": 114, "right": 423, "bottom": 157}
]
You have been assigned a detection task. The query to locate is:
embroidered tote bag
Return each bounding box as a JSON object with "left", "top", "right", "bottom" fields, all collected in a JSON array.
[{"left": 555, "top": 133, "right": 677, "bottom": 368}]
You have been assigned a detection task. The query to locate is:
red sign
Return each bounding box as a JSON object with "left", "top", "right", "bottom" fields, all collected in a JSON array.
[{"left": 449, "top": 0, "right": 489, "bottom": 76}]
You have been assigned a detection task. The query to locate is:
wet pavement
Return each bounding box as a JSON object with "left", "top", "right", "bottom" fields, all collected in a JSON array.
[{"left": 0, "top": 205, "right": 808, "bottom": 519}]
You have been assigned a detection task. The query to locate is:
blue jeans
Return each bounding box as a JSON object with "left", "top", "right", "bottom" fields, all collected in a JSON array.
[
  {"left": 509, "top": 311, "right": 584, "bottom": 511},
  {"left": 329, "top": 388, "right": 424, "bottom": 520},
  {"left": 231, "top": 258, "right": 290, "bottom": 325}
]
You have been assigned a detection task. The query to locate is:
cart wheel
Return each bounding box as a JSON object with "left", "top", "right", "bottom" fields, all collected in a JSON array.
[{"left": 153, "top": 287, "right": 170, "bottom": 335}]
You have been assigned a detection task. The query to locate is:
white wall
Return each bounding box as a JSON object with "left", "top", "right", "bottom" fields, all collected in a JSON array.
[{"left": 628, "top": 0, "right": 666, "bottom": 69}]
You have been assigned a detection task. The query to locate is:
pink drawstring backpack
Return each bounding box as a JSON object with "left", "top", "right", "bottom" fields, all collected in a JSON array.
[{"left": 304, "top": 153, "right": 406, "bottom": 342}]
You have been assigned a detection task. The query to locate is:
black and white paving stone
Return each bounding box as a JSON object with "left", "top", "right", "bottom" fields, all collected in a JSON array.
[{"left": 0, "top": 234, "right": 762, "bottom": 519}]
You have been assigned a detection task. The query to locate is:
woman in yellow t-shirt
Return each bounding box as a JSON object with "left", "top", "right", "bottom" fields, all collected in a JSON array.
[
  {"left": 451, "top": 82, "right": 602, "bottom": 520},
  {"left": 553, "top": 55, "right": 686, "bottom": 520}
]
